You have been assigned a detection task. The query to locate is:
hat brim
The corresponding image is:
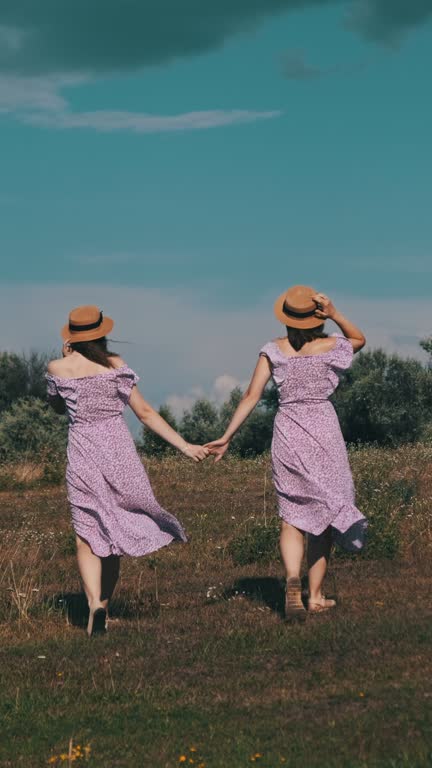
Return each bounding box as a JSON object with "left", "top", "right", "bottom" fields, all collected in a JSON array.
[
  {"left": 61, "top": 317, "right": 114, "bottom": 343},
  {"left": 273, "top": 293, "right": 324, "bottom": 329}
]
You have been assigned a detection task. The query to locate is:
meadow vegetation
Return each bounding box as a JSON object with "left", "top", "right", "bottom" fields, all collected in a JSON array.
[{"left": 1, "top": 446, "right": 432, "bottom": 767}]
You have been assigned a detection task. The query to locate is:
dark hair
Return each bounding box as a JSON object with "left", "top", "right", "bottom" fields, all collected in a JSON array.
[
  {"left": 70, "top": 337, "right": 119, "bottom": 368},
  {"left": 286, "top": 324, "right": 327, "bottom": 352}
]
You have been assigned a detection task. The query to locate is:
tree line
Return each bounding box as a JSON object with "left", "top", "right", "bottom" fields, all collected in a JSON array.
[{"left": 0, "top": 341, "right": 431, "bottom": 462}]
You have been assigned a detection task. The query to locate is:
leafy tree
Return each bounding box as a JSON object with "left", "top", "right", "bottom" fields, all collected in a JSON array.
[
  {"left": 0, "top": 353, "right": 28, "bottom": 413},
  {"left": 180, "top": 399, "right": 220, "bottom": 445},
  {"left": 141, "top": 405, "right": 179, "bottom": 457},
  {"left": 333, "top": 349, "right": 432, "bottom": 446},
  {"left": 420, "top": 337, "right": 432, "bottom": 368},
  {"left": 219, "top": 387, "right": 274, "bottom": 457},
  {"left": 0, "top": 397, "right": 68, "bottom": 461},
  {"left": 261, "top": 382, "right": 278, "bottom": 416},
  {"left": 0, "top": 351, "right": 50, "bottom": 414}
]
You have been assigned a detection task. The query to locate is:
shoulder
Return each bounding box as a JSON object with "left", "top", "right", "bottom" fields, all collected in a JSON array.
[
  {"left": 327, "top": 334, "right": 354, "bottom": 369},
  {"left": 314, "top": 337, "right": 339, "bottom": 354},
  {"left": 109, "top": 356, "right": 127, "bottom": 370},
  {"left": 259, "top": 340, "right": 276, "bottom": 357},
  {"left": 47, "top": 358, "right": 65, "bottom": 376}
]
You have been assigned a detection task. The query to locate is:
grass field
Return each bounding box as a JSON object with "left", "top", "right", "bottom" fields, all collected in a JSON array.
[{"left": 1, "top": 446, "right": 432, "bottom": 768}]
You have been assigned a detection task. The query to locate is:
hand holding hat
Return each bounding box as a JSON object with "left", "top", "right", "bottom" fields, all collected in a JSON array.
[{"left": 312, "top": 293, "right": 337, "bottom": 321}]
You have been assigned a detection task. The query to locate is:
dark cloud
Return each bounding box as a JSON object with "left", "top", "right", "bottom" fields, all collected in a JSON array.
[
  {"left": 348, "top": 0, "right": 432, "bottom": 44},
  {"left": 0, "top": 0, "right": 430, "bottom": 77},
  {"left": 282, "top": 51, "right": 323, "bottom": 79},
  {"left": 0, "top": 1, "right": 334, "bottom": 76},
  {"left": 281, "top": 49, "right": 371, "bottom": 80}
]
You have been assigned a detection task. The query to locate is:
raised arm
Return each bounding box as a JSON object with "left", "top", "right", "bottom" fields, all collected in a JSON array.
[
  {"left": 205, "top": 355, "right": 272, "bottom": 462},
  {"left": 313, "top": 293, "right": 366, "bottom": 353},
  {"left": 128, "top": 387, "right": 208, "bottom": 463}
]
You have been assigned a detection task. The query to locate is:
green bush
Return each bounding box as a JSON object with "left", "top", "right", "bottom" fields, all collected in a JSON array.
[
  {"left": 0, "top": 351, "right": 50, "bottom": 414},
  {"left": 354, "top": 476, "right": 416, "bottom": 560},
  {"left": 334, "top": 350, "right": 432, "bottom": 446},
  {"left": 219, "top": 387, "right": 274, "bottom": 457},
  {"left": 0, "top": 396, "right": 67, "bottom": 462},
  {"left": 180, "top": 398, "right": 220, "bottom": 444},
  {"left": 229, "top": 521, "right": 280, "bottom": 566},
  {"left": 345, "top": 447, "right": 418, "bottom": 560}
]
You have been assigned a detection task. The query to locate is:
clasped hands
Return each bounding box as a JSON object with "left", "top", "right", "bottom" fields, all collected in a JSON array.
[{"left": 182, "top": 437, "right": 229, "bottom": 464}]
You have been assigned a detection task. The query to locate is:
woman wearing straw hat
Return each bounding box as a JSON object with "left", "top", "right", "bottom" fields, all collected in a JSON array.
[
  {"left": 47, "top": 305, "right": 208, "bottom": 636},
  {"left": 206, "top": 286, "right": 367, "bottom": 620}
]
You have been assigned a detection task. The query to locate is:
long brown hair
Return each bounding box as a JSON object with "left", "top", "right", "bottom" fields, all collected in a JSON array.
[
  {"left": 287, "top": 324, "right": 327, "bottom": 352},
  {"left": 70, "top": 337, "right": 119, "bottom": 368}
]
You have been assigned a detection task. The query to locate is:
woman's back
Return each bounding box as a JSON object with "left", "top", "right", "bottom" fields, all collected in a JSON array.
[
  {"left": 48, "top": 353, "right": 125, "bottom": 380},
  {"left": 260, "top": 334, "right": 353, "bottom": 406},
  {"left": 46, "top": 354, "right": 138, "bottom": 427}
]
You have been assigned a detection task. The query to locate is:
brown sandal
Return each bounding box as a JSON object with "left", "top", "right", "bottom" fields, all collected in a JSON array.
[
  {"left": 285, "top": 577, "right": 306, "bottom": 621},
  {"left": 308, "top": 597, "right": 336, "bottom": 613}
]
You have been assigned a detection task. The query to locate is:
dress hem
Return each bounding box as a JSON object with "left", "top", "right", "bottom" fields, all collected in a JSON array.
[{"left": 74, "top": 528, "right": 187, "bottom": 558}]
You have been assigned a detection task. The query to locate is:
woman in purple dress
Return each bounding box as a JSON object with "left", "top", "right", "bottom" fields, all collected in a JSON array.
[
  {"left": 47, "top": 305, "right": 208, "bottom": 636},
  {"left": 206, "top": 286, "right": 367, "bottom": 620}
]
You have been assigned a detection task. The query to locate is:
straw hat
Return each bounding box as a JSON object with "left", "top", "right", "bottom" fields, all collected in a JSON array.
[
  {"left": 273, "top": 285, "right": 323, "bottom": 329},
  {"left": 61, "top": 305, "right": 114, "bottom": 342}
]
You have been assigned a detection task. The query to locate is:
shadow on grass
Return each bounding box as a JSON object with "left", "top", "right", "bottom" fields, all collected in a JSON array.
[
  {"left": 222, "top": 576, "right": 314, "bottom": 618},
  {"left": 222, "top": 577, "right": 286, "bottom": 618},
  {"left": 48, "top": 593, "right": 160, "bottom": 627}
]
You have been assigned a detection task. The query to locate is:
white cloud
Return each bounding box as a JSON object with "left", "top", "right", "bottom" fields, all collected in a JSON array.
[
  {"left": 213, "top": 374, "right": 245, "bottom": 402},
  {"left": 166, "top": 374, "right": 246, "bottom": 418},
  {"left": 0, "top": 282, "right": 429, "bottom": 426},
  {"left": 21, "top": 107, "right": 281, "bottom": 134},
  {"left": 0, "top": 73, "right": 281, "bottom": 134},
  {"left": 0, "top": 25, "right": 27, "bottom": 54},
  {"left": 0, "top": 75, "right": 71, "bottom": 112}
]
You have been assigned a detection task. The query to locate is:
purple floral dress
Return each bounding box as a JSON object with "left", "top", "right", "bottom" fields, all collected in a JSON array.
[
  {"left": 260, "top": 334, "right": 366, "bottom": 551},
  {"left": 46, "top": 366, "right": 186, "bottom": 557}
]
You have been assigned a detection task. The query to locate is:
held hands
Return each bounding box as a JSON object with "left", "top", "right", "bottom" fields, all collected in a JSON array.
[
  {"left": 312, "top": 293, "right": 337, "bottom": 321},
  {"left": 204, "top": 437, "right": 230, "bottom": 463},
  {"left": 181, "top": 443, "right": 210, "bottom": 463},
  {"left": 181, "top": 437, "right": 230, "bottom": 463}
]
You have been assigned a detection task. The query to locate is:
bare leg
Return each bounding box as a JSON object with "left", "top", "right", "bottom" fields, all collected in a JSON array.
[
  {"left": 101, "top": 555, "right": 121, "bottom": 609},
  {"left": 307, "top": 527, "right": 333, "bottom": 606},
  {"left": 280, "top": 523, "right": 306, "bottom": 619},
  {"left": 280, "top": 522, "right": 305, "bottom": 578},
  {"left": 75, "top": 535, "right": 104, "bottom": 610}
]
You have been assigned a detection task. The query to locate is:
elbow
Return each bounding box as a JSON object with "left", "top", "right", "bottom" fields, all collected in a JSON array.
[
  {"left": 242, "top": 391, "right": 260, "bottom": 408},
  {"left": 353, "top": 335, "right": 366, "bottom": 353},
  {"left": 139, "top": 405, "right": 156, "bottom": 425}
]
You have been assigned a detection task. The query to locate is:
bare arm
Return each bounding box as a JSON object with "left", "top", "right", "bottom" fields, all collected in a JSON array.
[
  {"left": 128, "top": 387, "right": 208, "bottom": 462},
  {"left": 46, "top": 360, "right": 66, "bottom": 414},
  {"left": 205, "top": 355, "right": 272, "bottom": 462},
  {"left": 313, "top": 293, "right": 366, "bottom": 353}
]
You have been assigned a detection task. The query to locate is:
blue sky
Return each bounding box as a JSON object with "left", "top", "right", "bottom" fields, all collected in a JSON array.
[{"left": 1, "top": 1, "right": 431, "bottom": 414}]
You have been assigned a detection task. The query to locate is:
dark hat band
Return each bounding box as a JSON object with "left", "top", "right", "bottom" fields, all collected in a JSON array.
[
  {"left": 69, "top": 311, "right": 103, "bottom": 333},
  {"left": 282, "top": 302, "right": 317, "bottom": 320}
]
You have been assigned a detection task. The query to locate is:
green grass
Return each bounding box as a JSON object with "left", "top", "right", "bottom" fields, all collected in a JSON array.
[{"left": 1, "top": 446, "right": 432, "bottom": 767}]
